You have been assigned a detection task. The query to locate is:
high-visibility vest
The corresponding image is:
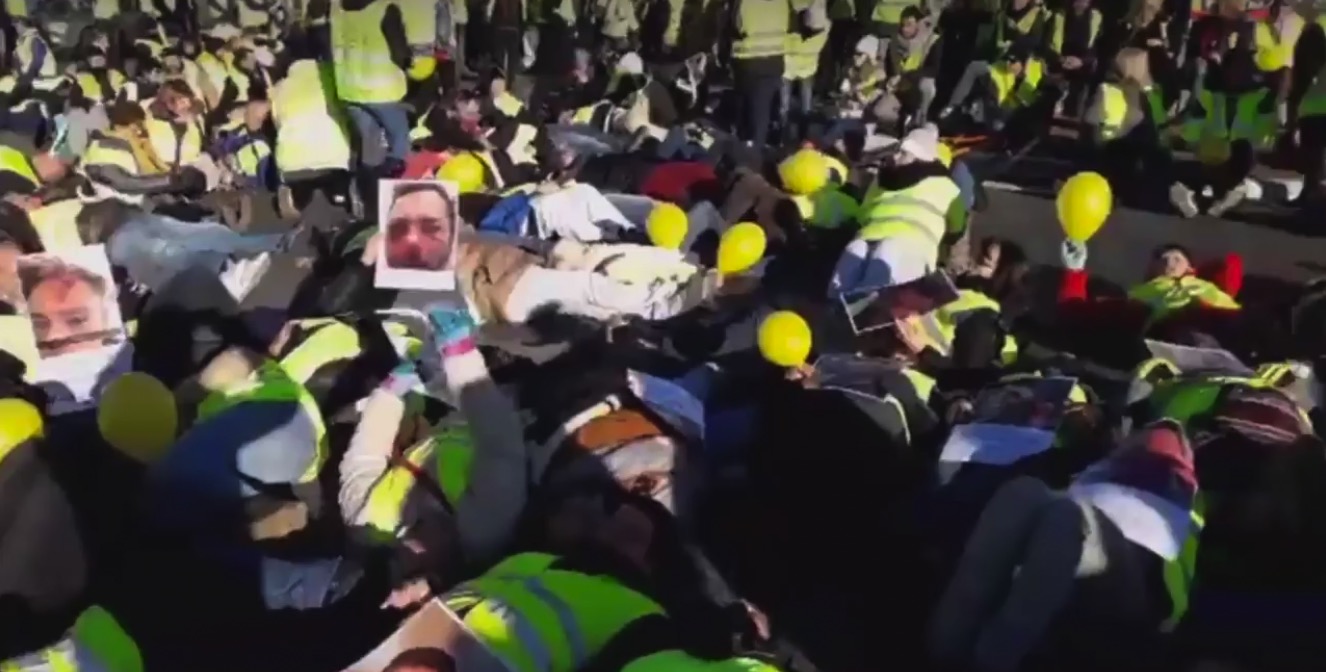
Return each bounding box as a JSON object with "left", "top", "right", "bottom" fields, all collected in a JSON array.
[
  {"left": 1180, "top": 89, "right": 1277, "bottom": 149},
  {"left": 0, "top": 606, "right": 142, "bottom": 672},
  {"left": 0, "top": 145, "right": 39, "bottom": 190},
  {"left": 795, "top": 187, "right": 859, "bottom": 229},
  {"left": 235, "top": 138, "right": 273, "bottom": 178},
  {"left": 361, "top": 424, "right": 475, "bottom": 541},
  {"left": 5, "top": 0, "right": 28, "bottom": 17},
  {"left": 995, "top": 4, "right": 1044, "bottom": 50},
  {"left": 273, "top": 60, "right": 352, "bottom": 173},
  {"left": 570, "top": 101, "right": 614, "bottom": 131},
  {"left": 15, "top": 29, "right": 57, "bottom": 79},
  {"left": 399, "top": 0, "right": 439, "bottom": 50},
  {"left": 1097, "top": 83, "right": 1170, "bottom": 141},
  {"left": 932, "top": 289, "right": 1019, "bottom": 364},
  {"left": 494, "top": 91, "right": 525, "bottom": 117},
  {"left": 144, "top": 116, "right": 205, "bottom": 168},
  {"left": 28, "top": 199, "right": 85, "bottom": 252},
  {"left": 1048, "top": 8, "right": 1100, "bottom": 54},
  {"left": 93, "top": 0, "right": 118, "bottom": 19},
  {"left": 989, "top": 58, "right": 1044, "bottom": 108},
  {"left": 83, "top": 136, "right": 146, "bottom": 175},
  {"left": 870, "top": 0, "right": 909, "bottom": 24},
  {"left": 0, "top": 315, "right": 40, "bottom": 370},
  {"left": 195, "top": 360, "right": 327, "bottom": 483},
  {"left": 623, "top": 651, "right": 784, "bottom": 672},
  {"left": 898, "top": 33, "right": 937, "bottom": 72},
  {"left": 444, "top": 552, "right": 667, "bottom": 672},
  {"left": 1127, "top": 274, "right": 1240, "bottom": 322},
  {"left": 278, "top": 317, "right": 422, "bottom": 383},
  {"left": 331, "top": 0, "right": 408, "bottom": 103},
  {"left": 197, "top": 52, "right": 235, "bottom": 103},
  {"left": 856, "top": 175, "right": 960, "bottom": 246},
  {"left": 732, "top": 0, "right": 790, "bottom": 60},
  {"left": 75, "top": 70, "right": 128, "bottom": 102},
  {"left": 1253, "top": 14, "right": 1304, "bottom": 71},
  {"left": 237, "top": 0, "right": 272, "bottom": 29}
]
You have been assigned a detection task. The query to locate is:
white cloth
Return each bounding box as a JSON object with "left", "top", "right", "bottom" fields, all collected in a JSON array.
[
  {"left": 503, "top": 265, "right": 687, "bottom": 322},
  {"left": 1069, "top": 482, "right": 1190, "bottom": 561},
  {"left": 550, "top": 240, "right": 699, "bottom": 285},
  {"left": 530, "top": 183, "right": 636, "bottom": 242},
  {"left": 829, "top": 234, "right": 934, "bottom": 297}
]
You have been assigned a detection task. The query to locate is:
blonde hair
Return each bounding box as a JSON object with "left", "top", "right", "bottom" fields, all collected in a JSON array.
[{"left": 1114, "top": 47, "right": 1155, "bottom": 89}]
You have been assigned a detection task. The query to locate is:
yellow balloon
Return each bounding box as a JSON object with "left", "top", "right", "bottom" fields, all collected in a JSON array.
[
  {"left": 757, "top": 311, "right": 813, "bottom": 367},
  {"left": 778, "top": 148, "right": 829, "bottom": 196},
  {"left": 646, "top": 202, "right": 688, "bottom": 250},
  {"left": 1055, "top": 171, "right": 1112, "bottom": 242},
  {"left": 0, "top": 398, "right": 43, "bottom": 461},
  {"left": 436, "top": 152, "right": 486, "bottom": 194},
  {"left": 98, "top": 372, "right": 178, "bottom": 464},
  {"left": 408, "top": 56, "right": 437, "bottom": 81},
  {"left": 716, "top": 222, "right": 767, "bottom": 275},
  {"left": 1255, "top": 47, "right": 1286, "bottom": 73}
]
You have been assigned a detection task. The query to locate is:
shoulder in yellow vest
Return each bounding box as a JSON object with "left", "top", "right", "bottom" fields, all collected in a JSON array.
[
  {"left": 857, "top": 175, "right": 960, "bottom": 244},
  {"left": 1127, "top": 274, "right": 1239, "bottom": 321}
]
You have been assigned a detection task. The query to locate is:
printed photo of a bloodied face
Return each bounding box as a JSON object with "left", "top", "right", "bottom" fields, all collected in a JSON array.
[
  {"left": 383, "top": 182, "right": 457, "bottom": 272},
  {"left": 17, "top": 248, "right": 126, "bottom": 358}
]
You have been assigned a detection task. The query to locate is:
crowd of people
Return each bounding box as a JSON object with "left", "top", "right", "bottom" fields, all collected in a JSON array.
[{"left": 2, "top": 0, "right": 1326, "bottom": 671}]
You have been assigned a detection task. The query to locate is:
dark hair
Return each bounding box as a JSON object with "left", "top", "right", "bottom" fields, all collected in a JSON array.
[
  {"left": 901, "top": 6, "right": 925, "bottom": 21},
  {"left": 384, "top": 647, "right": 456, "bottom": 672},
  {"left": 106, "top": 100, "right": 147, "bottom": 127},
  {"left": 389, "top": 182, "right": 456, "bottom": 215},
  {"left": 1151, "top": 243, "right": 1191, "bottom": 262}
]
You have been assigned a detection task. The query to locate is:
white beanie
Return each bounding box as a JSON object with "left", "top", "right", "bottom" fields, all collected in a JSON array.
[{"left": 855, "top": 35, "right": 880, "bottom": 57}]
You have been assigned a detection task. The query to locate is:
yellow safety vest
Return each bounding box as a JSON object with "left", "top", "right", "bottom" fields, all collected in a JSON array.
[
  {"left": 0, "top": 145, "right": 39, "bottom": 190},
  {"left": 445, "top": 552, "right": 667, "bottom": 672},
  {"left": 134, "top": 38, "right": 165, "bottom": 62},
  {"left": 1253, "top": 14, "right": 1303, "bottom": 71},
  {"left": 1127, "top": 274, "right": 1240, "bottom": 322},
  {"left": 796, "top": 187, "right": 860, "bottom": 229},
  {"left": 494, "top": 91, "right": 525, "bottom": 118},
  {"left": 856, "top": 175, "right": 960, "bottom": 245},
  {"left": 235, "top": 139, "right": 273, "bottom": 178},
  {"left": 82, "top": 136, "right": 144, "bottom": 175},
  {"left": 4, "top": 0, "right": 27, "bottom": 17},
  {"left": 0, "top": 606, "right": 142, "bottom": 672},
  {"left": 362, "top": 424, "right": 476, "bottom": 541},
  {"left": 623, "top": 651, "right": 783, "bottom": 672},
  {"left": 15, "top": 30, "right": 57, "bottom": 79},
  {"left": 1048, "top": 8, "right": 1100, "bottom": 54},
  {"left": 733, "top": 0, "right": 790, "bottom": 60},
  {"left": 273, "top": 61, "right": 352, "bottom": 174},
  {"left": 1098, "top": 83, "right": 1170, "bottom": 141},
  {"left": 195, "top": 360, "right": 327, "bottom": 483},
  {"left": 196, "top": 52, "right": 232, "bottom": 103},
  {"left": 75, "top": 70, "right": 127, "bottom": 102},
  {"left": 28, "top": 200, "right": 85, "bottom": 252},
  {"left": 932, "top": 289, "right": 1019, "bottom": 364},
  {"left": 399, "top": 0, "right": 439, "bottom": 49},
  {"left": 899, "top": 33, "right": 937, "bottom": 72},
  {"left": 1180, "top": 89, "right": 1277, "bottom": 149},
  {"left": 331, "top": 0, "right": 408, "bottom": 104},
  {"left": 144, "top": 116, "right": 204, "bottom": 169},
  {"left": 870, "top": 0, "right": 909, "bottom": 24},
  {"left": 93, "top": 0, "right": 118, "bottom": 19},
  {"left": 1161, "top": 505, "right": 1203, "bottom": 631},
  {"left": 989, "top": 58, "right": 1044, "bottom": 108},
  {"left": 995, "top": 4, "right": 1044, "bottom": 50},
  {"left": 0, "top": 315, "right": 39, "bottom": 371}
]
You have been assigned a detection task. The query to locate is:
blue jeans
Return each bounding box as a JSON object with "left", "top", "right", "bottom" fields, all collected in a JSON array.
[
  {"left": 780, "top": 78, "right": 813, "bottom": 126},
  {"left": 107, "top": 212, "right": 285, "bottom": 291},
  {"left": 345, "top": 102, "right": 412, "bottom": 165}
]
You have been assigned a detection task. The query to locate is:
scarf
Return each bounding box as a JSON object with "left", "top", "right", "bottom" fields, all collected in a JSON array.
[
  {"left": 890, "top": 20, "right": 935, "bottom": 67},
  {"left": 105, "top": 125, "right": 171, "bottom": 176}
]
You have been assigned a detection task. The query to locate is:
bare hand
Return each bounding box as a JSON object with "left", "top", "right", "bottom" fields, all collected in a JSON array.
[
  {"left": 742, "top": 600, "right": 771, "bottom": 640},
  {"left": 381, "top": 578, "right": 433, "bottom": 609}
]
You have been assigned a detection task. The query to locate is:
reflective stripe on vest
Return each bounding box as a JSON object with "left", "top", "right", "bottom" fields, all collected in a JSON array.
[
  {"left": 1049, "top": 9, "right": 1100, "bottom": 54},
  {"left": 82, "top": 137, "right": 141, "bottom": 175},
  {"left": 195, "top": 360, "right": 327, "bottom": 481},
  {"left": 1127, "top": 275, "right": 1240, "bottom": 322},
  {"left": 996, "top": 5, "right": 1043, "bottom": 48},
  {"left": 29, "top": 200, "right": 84, "bottom": 252},
  {"left": 0, "top": 145, "right": 39, "bottom": 188},
  {"left": 733, "top": 0, "right": 789, "bottom": 60},
  {"left": 362, "top": 424, "right": 475, "bottom": 541},
  {"left": 785, "top": 31, "right": 827, "bottom": 80},
  {"left": 445, "top": 552, "right": 666, "bottom": 672},
  {"left": 0, "top": 606, "right": 142, "bottom": 672},
  {"left": 900, "top": 33, "right": 936, "bottom": 72},
  {"left": 75, "top": 71, "right": 126, "bottom": 102},
  {"left": 332, "top": 0, "right": 408, "bottom": 103},
  {"left": 990, "top": 58, "right": 1044, "bottom": 108},
  {"left": 856, "top": 176, "right": 958, "bottom": 244},
  {"left": 932, "top": 289, "right": 1017, "bottom": 363},
  {"left": 274, "top": 61, "right": 352, "bottom": 173}
]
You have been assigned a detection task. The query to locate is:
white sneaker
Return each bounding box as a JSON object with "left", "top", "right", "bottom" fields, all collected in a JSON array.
[
  {"left": 1169, "top": 183, "right": 1199, "bottom": 218},
  {"left": 1206, "top": 183, "right": 1248, "bottom": 218},
  {"left": 219, "top": 252, "right": 272, "bottom": 303}
]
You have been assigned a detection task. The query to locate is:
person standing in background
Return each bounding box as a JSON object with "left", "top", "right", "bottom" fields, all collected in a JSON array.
[
  {"left": 485, "top": 0, "right": 525, "bottom": 87},
  {"left": 729, "top": 0, "right": 791, "bottom": 149},
  {"left": 783, "top": 0, "right": 829, "bottom": 142}
]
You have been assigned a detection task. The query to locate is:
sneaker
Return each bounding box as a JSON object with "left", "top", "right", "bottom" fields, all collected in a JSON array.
[
  {"left": 219, "top": 252, "right": 272, "bottom": 303},
  {"left": 1206, "top": 183, "right": 1248, "bottom": 217},
  {"left": 1169, "top": 183, "right": 1199, "bottom": 218}
]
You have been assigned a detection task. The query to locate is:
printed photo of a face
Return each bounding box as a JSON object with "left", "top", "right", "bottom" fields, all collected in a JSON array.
[
  {"left": 375, "top": 180, "right": 460, "bottom": 291},
  {"left": 17, "top": 247, "right": 126, "bottom": 359}
]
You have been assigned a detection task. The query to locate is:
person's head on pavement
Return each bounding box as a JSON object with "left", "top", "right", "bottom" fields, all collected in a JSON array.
[{"left": 1149, "top": 244, "right": 1193, "bottom": 280}]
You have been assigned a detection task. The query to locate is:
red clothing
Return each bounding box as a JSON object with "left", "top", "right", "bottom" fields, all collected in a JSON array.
[
  {"left": 404, "top": 151, "right": 451, "bottom": 179},
  {"left": 639, "top": 161, "right": 720, "bottom": 206},
  {"left": 1057, "top": 253, "right": 1244, "bottom": 335}
]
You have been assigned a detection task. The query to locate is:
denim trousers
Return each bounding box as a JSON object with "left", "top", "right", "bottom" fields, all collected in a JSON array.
[
  {"left": 344, "top": 102, "right": 412, "bottom": 165},
  {"left": 106, "top": 212, "right": 285, "bottom": 291}
]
